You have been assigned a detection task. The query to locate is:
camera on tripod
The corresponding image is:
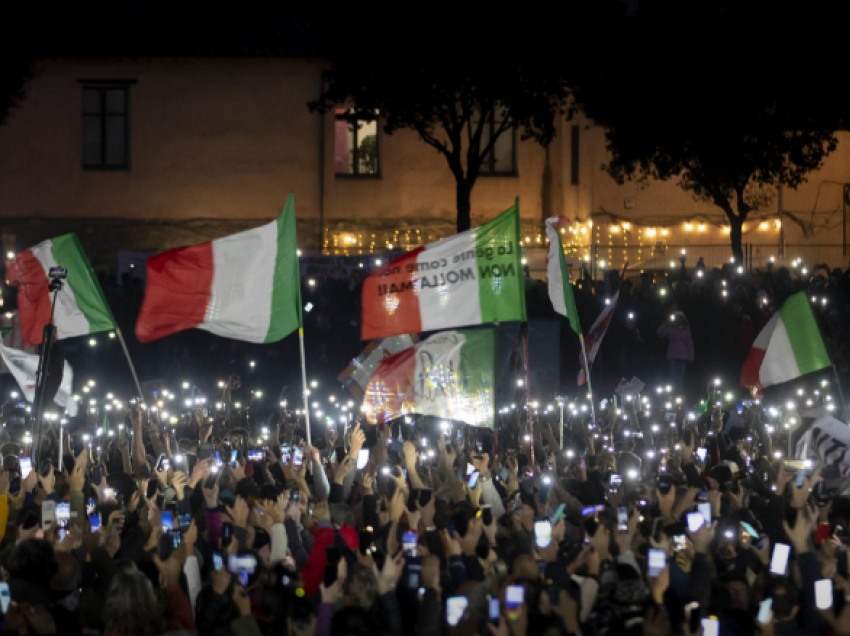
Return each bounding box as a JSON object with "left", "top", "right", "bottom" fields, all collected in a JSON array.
[{"left": 48, "top": 267, "right": 68, "bottom": 292}]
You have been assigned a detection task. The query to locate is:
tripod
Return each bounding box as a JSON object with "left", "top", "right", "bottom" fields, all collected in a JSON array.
[{"left": 31, "top": 275, "right": 64, "bottom": 466}]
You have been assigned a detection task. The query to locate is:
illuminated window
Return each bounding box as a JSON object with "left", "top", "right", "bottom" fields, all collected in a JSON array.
[
  {"left": 476, "top": 107, "right": 517, "bottom": 176},
  {"left": 81, "top": 84, "right": 132, "bottom": 170},
  {"left": 335, "top": 109, "right": 380, "bottom": 177}
]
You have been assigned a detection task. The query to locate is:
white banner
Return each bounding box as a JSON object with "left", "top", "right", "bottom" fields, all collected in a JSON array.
[
  {"left": 795, "top": 414, "right": 850, "bottom": 476},
  {"left": 0, "top": 342, "right": 77, "bottom": 417}
]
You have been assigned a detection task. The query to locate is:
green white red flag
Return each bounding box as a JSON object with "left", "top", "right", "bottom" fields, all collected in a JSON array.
[
  {"left": 5, "top": 234, "right": 117, "bottom": 348},
  {"left": 741, "top": 291, "right": 831, "bottom": 389},
  {"left": 363, "top": 329, "right": 495, "bottom": 427},
  {"left": 136, "top": 194, "right": 301, "bottom": 343},
  {"left": 361, "top": 203, "right": 525, "bottom": 339},
  {"left": 545, "top": 216, "right": 581, "bottom": 335}
]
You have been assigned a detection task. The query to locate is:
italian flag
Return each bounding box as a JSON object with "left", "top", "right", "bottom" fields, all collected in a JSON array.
[
  {"left": 5, "top": 234, "right": 117, "bottom": 348},
  {"left": 545, "top": 216, "right": 581, "bottom": 336},
  {"left": 363, "top": 329, "right": 495, "bottom": 427},
  {"left": 740, "top": 291, "right": 831, "bottom": 389},
  {"left": 136, "top": 194, "right": 301, "bottom": 343},
  {"left": 361, "top": 203, "right": 525, "bottom": 340}
]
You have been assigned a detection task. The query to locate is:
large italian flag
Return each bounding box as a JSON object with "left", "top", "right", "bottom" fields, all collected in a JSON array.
[
  {"left": 5, "top": 234, "right": 117, "bottom": 348},
  {"left": 136, "top": 194, "right": 301, "bottom": 343},
  {"left": 362, "top": 329, "right": 495, "bottom": 427},
  {"left": 361, "top": 203, "right": 525, "bottom": 340},
  {"left": 740, "top": 291, "right": 831, "bottom": 389}
]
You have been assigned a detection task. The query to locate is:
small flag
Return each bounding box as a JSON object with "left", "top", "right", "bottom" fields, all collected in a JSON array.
[
  {"left": 577, "top": 292, "right": 619, "bottom": 386},
  {"left": 361, "top": 203, "right": 525, "bottom": 339},
  {"left": 545, "top": 216, "right": 581, "bottom": 335},
  {"left": 136, "top": 193, "right": 301, "bottom": 343},
  {"left": 741, "top": 291, "right": 831, "bottom": 389},
  {"left": 338, "top": 335, "right": 417, "bottom": 397},
  {"left": 363, "top": 330, "right": 495, "bottom": 427},
  {"left": 0, "top": 342, "right": 77, "bottom": 416},
  {"left": 5, "top": 235, "right": 117, "bottom": 348}
]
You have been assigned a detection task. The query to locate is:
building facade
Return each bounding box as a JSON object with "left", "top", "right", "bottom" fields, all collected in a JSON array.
[{"left": 1, "top": 56, "right": 849, "bottom": 279}]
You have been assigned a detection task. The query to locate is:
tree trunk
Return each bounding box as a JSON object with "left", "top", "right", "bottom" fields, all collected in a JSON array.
[
  {"left": 456, "top": 179, "right": 472, "bottom": 233},
  {"left": 729, "top": 216, "right": 744, "bottom": 265}
]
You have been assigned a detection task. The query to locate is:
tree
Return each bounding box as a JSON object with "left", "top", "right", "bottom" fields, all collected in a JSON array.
[
  {"left": 571, "top": 0, "right": 843, "bottom": 263},
  {"left": 308, "top": 12, "right": 582, "bottom": 233}
]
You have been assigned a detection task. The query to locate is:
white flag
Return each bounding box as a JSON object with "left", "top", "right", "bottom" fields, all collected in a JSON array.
[{"left": 0, "top": 342, "right": 77, "bottom": 417}]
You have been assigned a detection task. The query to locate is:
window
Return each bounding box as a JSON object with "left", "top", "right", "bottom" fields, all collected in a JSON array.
[
  {"left": 570, "top": 125, "right": 580, "bottom": 185},
  {"left": 81, "top": 84, "right": 130, "bottom": 169},
  {"left": 335, "top": 109, "right": 380, "bottom": 177},
  {"left": 477, "top": 108, "right": 517, "bottom": 176}
]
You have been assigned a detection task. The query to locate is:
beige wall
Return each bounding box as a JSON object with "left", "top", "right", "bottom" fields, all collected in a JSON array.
[{"left": 0, "top": 57, "right": 848, "bottom": 270}]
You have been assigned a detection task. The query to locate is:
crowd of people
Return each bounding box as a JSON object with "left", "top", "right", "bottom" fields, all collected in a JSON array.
[{"left": 0, "top": 370, "right": 844, "bottom": 636}]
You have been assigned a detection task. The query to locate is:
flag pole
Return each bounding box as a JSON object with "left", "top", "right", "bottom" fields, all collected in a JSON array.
[
  {"left": 579, "top": 334, "right": 596, "bottom": 423},
  {"left": 115, "top": 329, "right": 144, "bottom": 400},
  {"left": 299, "top": 327, "right": 312, "bottom": 448},
  {"left": 833, "top": 363, "right": 848, "bottom": 420}
]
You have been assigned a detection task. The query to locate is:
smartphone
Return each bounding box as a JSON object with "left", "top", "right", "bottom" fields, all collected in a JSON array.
[
  {"left": 90, "top": 513, "right": 102, "bottom": 533},
  {"left": 609, "top": 473, "right": 622, "bottom": 493},
  {"left": 506, "top": 585, "right": 525, "bottom": 609},
  {"left": 673, "top": 534, "right": 687, "bottom": 551},
  {"left": 179, "top": 513, "right": 191, "bottom": 532},
  {"left": 19, "top": 457, "right": 32, "bottom": 480},
  {"left": 500, "top": 467, "right": 510, "bottom": 482},
  {"left": 293, "top": 447, "right": 304, "bottom": 467},
  {"left": 356, "top": 449, "right": 370, "bottom": 470},
  {"left": 418, "top": 489, "right": 432, "bottom": 507},
  {"left": 93, "top": 465, "right": 102, "bottom": 486},
  {"left": 56, "top": 502, "right": 70, "bottom": 529},
  {"left": 795, "top": 469, "right": 807, "bottom": 488},
  {"left": 534, "top": 520, "right": 552, "bottom": 548},
  {"left": 657, "top": 477, "right": 672, "bottom": 495},
  {"left": 230, "top": 450, "right": 239, "bottom": 468},
  {"left": 280, "top": 445, "right": 291, "bottom": 465},
  {"left": 696, "top": 447, "right": 707, "bottom": 462},
  {"left": 617, "top": 506, "right": 628, "bottom": 532},
  {"left": 0, "top": 581, "right": 8, "bottom": 614},
  {"left": 488, "top": 597, "right": 500, "bottom": 627},
  {"left": 246, "top": 450, "right": 263, "bottom": 462},
  {"left": 770, "top": 543, "right": 791, "bottom": 575},
  {"left": 757, "top": 598, "right": 772, "bottom": 624},
  {"left": 222, "top": 522, "right": 233, "bottom": 547},
  {"left": 468, "top": 471, "right": 480, "bottom": 489},
  {"left": 212, "top": 553, "right": 223, "bottom": 572},
  {"left": 740, "top": 521, "right": 760, "bottom": 539},
  {"left": 212, "top": 451, "right": 222, "bottom": 467},
  {"left": 228, "top": 554, "right": 257, "bottom": 587},
  {"left": 446, "top": 596, "right": 469, "bottom": 627},
  {"left": 324, "top": 561, "right": 338, "bottom": 588},
  {"left": 402, "top": 530, "right": 418, "bottom": 557},
  {"left": 648, "top": 548, "right": 666, "bottom": 577},
  {"left": 816, "top": 579, "right": 833, "bottom": 610},
  {"left": 687, "top": 512, "right": 705, "bottom": 534},
  {"left": 86, "top": 498, "right": 96, "bottom": 515},
  {"left": 481, "top": 505, "right": 493, "bottom": 526},
  {"left": 41, "top": 500, "right": 56, "bottom": 531},
  {"left": 698, "top": 502, "right": 712, "bottom": 525},
  {"left": 161, "top": 511, "right": 174, "bottom": 532},
  {"left": 702, "top": 617, "right": 719, "bottom": 636}
]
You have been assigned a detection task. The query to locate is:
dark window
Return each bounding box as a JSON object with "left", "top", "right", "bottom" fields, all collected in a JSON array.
[
  {"left": 478, "top": 108, "right": 517, "bottom": 176},
  {"left": 570, "top": 125, "right": 580, "bottom": 185},
  {"left": 82, "top": 86, "right": 129, "bottom": 169},
  {"left": 335, "top": 109, "right": 380, "bottom": 177}
]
